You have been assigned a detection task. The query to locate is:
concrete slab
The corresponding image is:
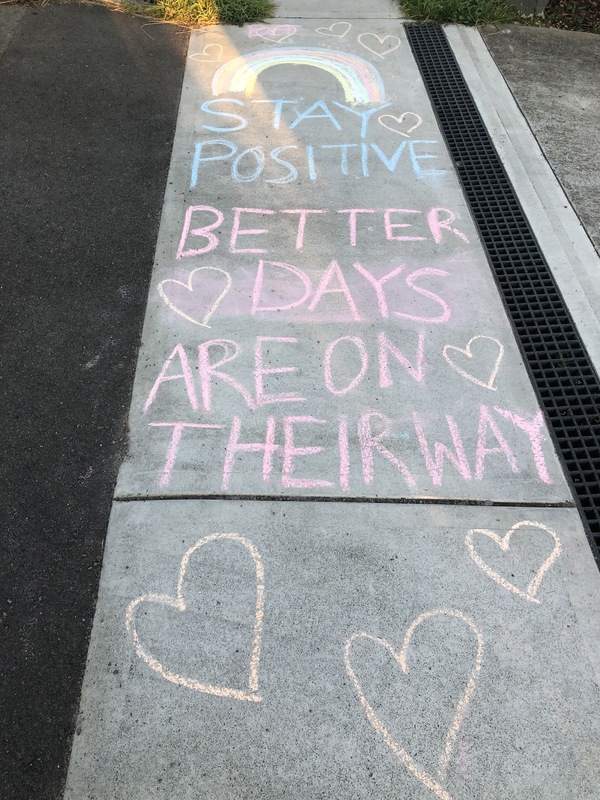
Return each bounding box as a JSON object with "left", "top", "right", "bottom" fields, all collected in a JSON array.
[
  {"left": 272, "top": 0, "right": 402, "bottom": 19},
  {"left": 482, "top": 26, "right": 600, "bottom": 257},
  {"left": 446, "top": 25, "right": 600, "bottom": 375},
  {"left": 64, "top": 499, "right": 600, "bottom": 799},
  {"left": 116, "top": 21, "right": 570, "bottom": 503}
]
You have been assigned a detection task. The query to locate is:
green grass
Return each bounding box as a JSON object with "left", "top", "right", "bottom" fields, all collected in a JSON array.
[
  {"left": 122, "top": 0, "right": 276, "bottom": 27},
  {"left": 400, "top": 0, "right": 522, "bottom": 25}
]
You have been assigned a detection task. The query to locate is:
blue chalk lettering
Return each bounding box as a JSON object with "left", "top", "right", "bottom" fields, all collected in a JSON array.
[
  {"left": 408, "top": 141, "right": 447, "bottom": 177},
  {"left": 290, "top": 101, "right": 342, "bottom": 132},
  {"left": 199, "top": 99, "right": 248, "bottom": 133},
  {"left": 191, "top": 140, "right": 237, "bottom": 188},
  {"left": 266, "top": 146, "right": 299, "bottom": 185}
]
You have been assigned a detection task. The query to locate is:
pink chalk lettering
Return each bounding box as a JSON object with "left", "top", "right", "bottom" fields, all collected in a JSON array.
[
  {"left": 475, "top": 404, "right": 518, "bottom": 480},
  {"left": 353, "top": 262, "right": 405, "bottom": 319},
  {"left": 338, "top": 209, "right": 375, "bottom": 247},
  {"left": 251, "top": 260, "right": 312, "bottom": 314},
  {"left": 280, "top": 209, "right": 328, "bottom": 251},
  {"left": 324, "top": 336, "right": 368, "bottom": 396},
  {"left": 338, "top": 414, "right": 350, "bottom": 492},
  {"left": 149, "top": 421, "right": 224, "bottom": 488},
  {"left": 221, "top": 415, "right": 278, "bottom": 490},
  {"left": 177, "top": 205, "right": 224, "bottom": 259},
  {"left": 230, "top": 208, "right": 275, "bottom": 254},
  {"left": 378, "top": 331, "right": 425, "bottom": 385},
  {"left": 198, "top": 339, "right": 255, "bottom": 412},
  {"left": 254, "top": 336, "right": 305, "bottom": 406},
  {"left": 308, "top": 260, "right": 360, "bottom": 320},
  {"left": 282, "top": 416, "right": 334, "bottom": 489},
  {"left": 394, "top": 267, "right": 451, "bottom": 324},
  {"left": 144, "top": 344, "right": 198, "bottom": 413},
  {"left": 494, "top": 407, "right": 552, "bottom": 484},
  {"left": 427, "top": 207, "right": 469, "bottom": 245},
  {"left": 358, "top": 411, "right": 416, "bottom": 488},
  {"left": 384, "top": 209, "right": 426, "bottom": 242},
  {"left": 412, "top": 413, "right": 471, "bottom": 486}
]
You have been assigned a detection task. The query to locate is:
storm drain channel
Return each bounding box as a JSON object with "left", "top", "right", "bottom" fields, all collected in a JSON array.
[{"left": 406, "top": 23, "right": 600, "bottom": 563}]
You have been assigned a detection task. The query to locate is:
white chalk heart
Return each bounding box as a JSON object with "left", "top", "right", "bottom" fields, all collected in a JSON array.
[
  {"left": 158, "top": 266, "right": 231, "bottom": 328},
  {"left": 345, "top": 609, "right": 484, "bottom": 800},
  {"left": 315, "top": 22, "right": 352, "bottom": 38},
  {"left": 250, "top": 24, "right": 297, "bottom": 44},
  {"left": 466, "top": 520, "right": 562, "bottom": 604},
  {"left": 190, "top": 44, "right": 224, "bottom": 63},
  {"left": 357, "top": 33, "right": 401, "bottom": 59},
  {"left": 378, "top": 112, "right": 423, "bottom": 137},
  {"left": 443, "top": 335, "right": 504, "bottom": 391},
  {"left": 126, "top": 533, "right": 265, "bottom": 703}
]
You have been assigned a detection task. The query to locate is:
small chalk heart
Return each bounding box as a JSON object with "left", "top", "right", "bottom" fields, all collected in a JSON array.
[
  {"left": 357, "top": 33, "right": 401, "bottom": 59},
  {"left": 315, "top": 22, "right": 352, "bottom": 38},
  {"left": 378, "top": 112, "right": 423, "bottom": 137},
  {"left": 190, "top": 44, "right": 224, "bottom": 63}
]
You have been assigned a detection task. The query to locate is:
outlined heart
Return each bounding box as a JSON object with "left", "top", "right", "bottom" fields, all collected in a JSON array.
[
  {"left": 466, "top": 520, "right": 562, "bottom": 604},
  {"left": 125, "top": 533, "right": 265, "bottom": 702},
  {"left": 357, "top": 33, "right": 401, "bottom": 59},
  {"left": 345, "top": 609, "right": 484, "bottom": 800},
  {"left": 378, "top": 112, "right": 423, "bottom": 137},
  {"left": 315, "top": 22, "right": 352, "bottom": 38},
  {"left": 158, "top": 266, "right": 231, "bottom": 328},
  {"left": 248, "top": 24, "right": 297, "bottom": 43},
  {"left": 443, "top": 335, "right": 504, "bottom": 391},
  {"left": 190, "top": 44, "right": 224, "bottom": 63}
]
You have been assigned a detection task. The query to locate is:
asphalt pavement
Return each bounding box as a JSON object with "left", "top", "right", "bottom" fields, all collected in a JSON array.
[{"left": 0, "top": 7, "right": 188, "bottom": 798}]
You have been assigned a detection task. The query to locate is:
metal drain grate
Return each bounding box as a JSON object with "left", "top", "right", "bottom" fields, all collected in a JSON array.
[{"left": 406, "top": 23, "right": 600, "bottom": 562}]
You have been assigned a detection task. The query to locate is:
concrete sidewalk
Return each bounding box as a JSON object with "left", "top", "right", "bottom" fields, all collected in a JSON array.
[{"left": 1, "top": 4, "right": 599, "bottom": 800}]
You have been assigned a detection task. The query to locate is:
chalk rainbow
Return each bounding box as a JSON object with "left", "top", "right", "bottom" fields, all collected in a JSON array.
[{"left": 211, "top": 47, "right": 386, "bottom": 106}]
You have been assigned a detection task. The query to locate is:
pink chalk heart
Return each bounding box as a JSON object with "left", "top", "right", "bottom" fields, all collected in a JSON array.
[{"left": 157, "top": 266, "right": 231, "bottom": 328}]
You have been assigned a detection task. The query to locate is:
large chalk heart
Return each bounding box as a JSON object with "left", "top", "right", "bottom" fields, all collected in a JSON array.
[
  {"left": 126, "top": 533, "right": 265, "bottom": 703},
  {"left": 158, "top": 266, "right": 231, "bottom": 328},
  {"left": 344, "top": 609, "right": 484, "bottom": 800},
  {"left": 442, "top": 335, "right": 504, "bottom": 391},
  {"left": 466, "top": 520, "right": 562, "bottom": 604}
]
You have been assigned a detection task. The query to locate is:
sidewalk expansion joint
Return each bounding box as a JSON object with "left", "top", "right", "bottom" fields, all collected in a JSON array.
[
  {"left": 406, "top": 22, "right": 600, "bottom": 565},
  {"left": 114, "top": 494, "right": 575, "bottom": 508}
]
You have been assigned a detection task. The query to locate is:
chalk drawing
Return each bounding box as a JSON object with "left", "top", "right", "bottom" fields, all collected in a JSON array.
[
  {"left": 357, "top": 33, "right": 401, "bottom": 60},
  {"left": 466, "top": 520, "right": 562, "bottom": 604},
  {"left": 315, "top": 22, "right": 352, "bottom": 39},
  {"left": 246, "top": 24, "right": 298, "bottom": 44},
  {"left": 190, "top": 44, "right": 224, "bottom": 63},
  {"left": 378, "top": 112, "right": 423, "bottom": 138},
  {"left": 125, "top": 533, "right": 265, "bottom": 702},
  {"left": 344, "top": 609, "right": 484, "bottom": 800},
  {"left": 157, "top": 267, "right": 232, "bottom": 328},
  {"left": 442, "top": 336, "right": 504, "bottom": 391},
  {"left": 212, "top": 48, "right": 386, "bottom": 106}
]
